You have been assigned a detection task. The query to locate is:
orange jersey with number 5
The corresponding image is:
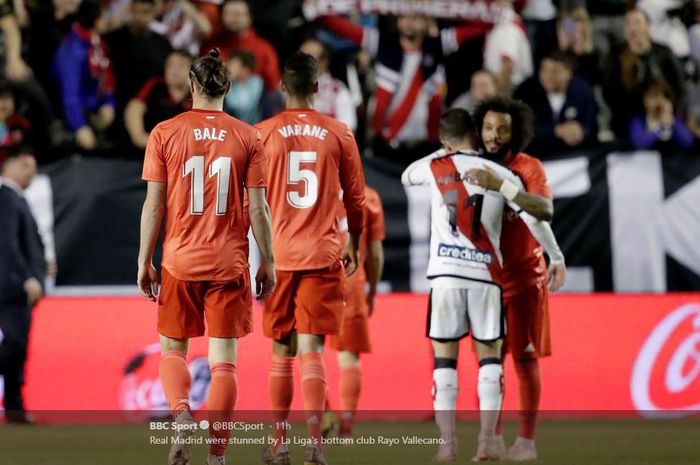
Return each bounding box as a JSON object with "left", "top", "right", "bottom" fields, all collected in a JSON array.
[
  {"left": 142, "top": 109, "right": 267, "bottom": 281},
  {"left": 256, "top": 109, "right": 365, "bottom": 271}
]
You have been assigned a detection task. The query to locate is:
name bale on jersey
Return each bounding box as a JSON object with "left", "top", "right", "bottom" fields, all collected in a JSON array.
[
  {"left": 278, "top": 124, "right": 329, "bottom": 140},
  {"left": 438, "top": 243, "right": 493, "bottom": 265},
  {"left": 193, "top": 127, "right": 227, "bottom": 141}
]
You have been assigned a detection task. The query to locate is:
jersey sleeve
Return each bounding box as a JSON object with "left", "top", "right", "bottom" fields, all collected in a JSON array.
[
  {"left": 246, "top": 130, "right": 267, "bottom": 188},
  {"left": 401, "top": 149, "right": 446, "bottom": 186},
  {"left": 339, "top": 128, "right": 366, "bottom": 236},
  {"left": 520, "top": 157, "right": 552, "bottom": 198},
  {"left": 142, "top": 124, "right": 167, "bottom": 182},
  {"left": 366, "top": 189, "right": 386, "bottom": 242}
]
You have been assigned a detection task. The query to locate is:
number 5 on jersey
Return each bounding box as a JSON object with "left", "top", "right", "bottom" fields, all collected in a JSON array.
[
  {"left": 287, "top": 151, "right": 318, "bottom": 209},
  {"left": 183, "top": 155, "right": 231, "bottom": 215}
]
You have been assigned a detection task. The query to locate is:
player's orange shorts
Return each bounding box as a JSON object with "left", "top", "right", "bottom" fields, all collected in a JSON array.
[
  {"left": 263, "top": 263, "right": 345, "bottom": 340},
  {"left": 157, "top": 268, "right": 253, "bottom": 339},
  {"left": 330, "top": 274, "right": 372, "bottom": 353},
  {"left": 503, "top": 283, "right": 551, "bottom": 359}
]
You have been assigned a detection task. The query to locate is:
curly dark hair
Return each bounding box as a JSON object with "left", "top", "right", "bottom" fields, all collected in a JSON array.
[{"left": 472, "top": 96, "right": 535, "bottom": 154}]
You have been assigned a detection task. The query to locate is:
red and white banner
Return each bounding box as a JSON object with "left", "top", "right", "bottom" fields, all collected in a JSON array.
[{"left": 12, "top": 294, "right": 700, "bottom": 420}]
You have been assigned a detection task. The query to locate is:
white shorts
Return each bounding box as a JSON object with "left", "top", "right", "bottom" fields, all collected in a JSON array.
[{"left": 427, "top": 278, "right": 504, "bottom": 342}]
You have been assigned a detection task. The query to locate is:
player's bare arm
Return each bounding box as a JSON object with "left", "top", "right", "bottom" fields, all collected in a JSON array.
[
  {"left": 365, "top": 240, "right": 384, "bottom": 315},
  {"left": 247, "top": 186, "right": 276, "bottom": 300},
  {"left": 466, "top": 166, "right": 553, "bottom": 221},
  {"left": 137, "top": 181, "right": 166, "bottom": 301},
  {"left": 342, "top": 232, "right": 361, "bottom": 277}
]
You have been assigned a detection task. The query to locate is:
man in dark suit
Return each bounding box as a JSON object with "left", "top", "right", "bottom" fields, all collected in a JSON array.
[
  {"left": 514, "top": 50, "right": 598, "bottom": 155},
  {"left": 0, "top": 146, "right": 45, "bottom": 423}
]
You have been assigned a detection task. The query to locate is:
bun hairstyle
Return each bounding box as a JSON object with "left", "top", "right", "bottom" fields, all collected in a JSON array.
[{"left": 189, "top": 48, "right": 231, "bottom": 98}]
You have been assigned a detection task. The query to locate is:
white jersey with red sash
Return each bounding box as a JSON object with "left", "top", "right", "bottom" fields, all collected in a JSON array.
[{"left": 402, "top": 149, "right": 523, "bottom": 286}]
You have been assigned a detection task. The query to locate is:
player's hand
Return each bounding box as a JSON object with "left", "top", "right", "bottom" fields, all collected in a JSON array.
[
  {"left": 547, "top": 261, "right": 566, "bottom": 292},
  {"left": 341, "top": 243, "right": 359, "bottom": 277},
  {"left": 367, "top": 291, "right": 376, "bottom": 316},
  {"left": 23, "top": 277, "right": 43, "bottom": 307},
  {"left": 465, "top": 166, "right": 503, "bottom": 191},
  {"left": 137, "top": 263, "right": 160, "bottom": 302},
  {"left": 255, "top": 261, "right": 276, "bottom": 301}
]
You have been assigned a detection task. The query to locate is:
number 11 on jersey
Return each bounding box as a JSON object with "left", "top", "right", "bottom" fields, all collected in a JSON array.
[{"left": 183, "top": 155, "right": 232, "bottom": 215}]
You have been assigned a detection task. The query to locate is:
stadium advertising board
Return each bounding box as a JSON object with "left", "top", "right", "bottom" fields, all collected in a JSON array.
[{"left": 9, "top": 293, "right": 699, "bottom": 421}]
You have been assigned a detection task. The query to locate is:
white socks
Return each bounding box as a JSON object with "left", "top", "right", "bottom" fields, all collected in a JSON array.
[
  {"left": 433, "top": 368, "right": 458, "bottom": 441},
  {"left": 477, "top": 362, "right": 503, "bottom": 436}
]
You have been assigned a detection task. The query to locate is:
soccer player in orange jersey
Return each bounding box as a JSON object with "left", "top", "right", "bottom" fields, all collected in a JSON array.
[
  {"left": 256, "top": 51, "right": 366, "bottom": 465},
  {"left": 327, "top": 186, "right": 385, "bottom": 437},
  {"left": 468, "top": 97, "right": 567, "bottom": 461},
  {"left": 137, "top": 49, "right": 276, "bottom": 465}
]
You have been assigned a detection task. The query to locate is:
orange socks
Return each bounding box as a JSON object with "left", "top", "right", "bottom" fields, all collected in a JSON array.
[
  {"left": 339, "top": 366, "right": 361, "bottom": 432},
  {"left": 301, "top": 352, "right": 327, "bottom": 448},
  {"left": 159, "top": 350, "right": 192, "bottom": 415},
  {"left": 514, "top": 359, "right": 541, "bottom": 439},
  {"left": 269, "top": 354, "right": 295, "bottom": 453},
  {"left": 207, "top": 362, "right": 238, "bottom": 457}
]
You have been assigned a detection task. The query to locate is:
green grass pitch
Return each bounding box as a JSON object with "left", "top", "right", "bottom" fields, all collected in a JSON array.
[{"left": 0, "top": 419, "right": 697, "bottom": 464}]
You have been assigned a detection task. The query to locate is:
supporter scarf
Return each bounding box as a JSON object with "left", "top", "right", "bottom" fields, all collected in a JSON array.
[{"left": 73, "top": 25, "right": 116, "bottom": 96}]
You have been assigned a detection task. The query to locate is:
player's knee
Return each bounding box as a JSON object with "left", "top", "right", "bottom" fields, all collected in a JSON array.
[
  {"left": 297, "top": 333, "right": 325, "bottom": 355},
  {"left": 208, "top": 337, "right": 238, "bottom": 364},
  {"left": 337, "top": 351, "right": 360, "bottom": 368},
  {"left": 160, "top": 335, "right": 189, "bottom": 354},
  {"left": 432, "top": 340, "right": 459, "bottom": 359},
  {"left": 475, "top": 339, "right": 502, "bottom": 360}
]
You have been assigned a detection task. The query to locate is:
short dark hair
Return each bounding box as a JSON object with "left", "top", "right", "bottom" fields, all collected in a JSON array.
[
  {"left": 190, "top": 48, "right": 230, "bottom": 98},
  {"left": 282, "top": 51, "right": 318, "bottom": 98},
  {"left": 76, "top": 0, "right": 104, "bottom": 29},
  {"left": 643, "top": 78, "right": 676, "bottom": 107},
  {"left": 228, "top": 49, "right": 256, "bottom": 70},
  {"left": 3, "top": 145, "right": 35, "bottom": 165},
  {"left": 541, "top": 50, "right": 574, "bottom": 71},
  {"left": 439, "top": 109, "right": 476, "bottom": 144},
  {"left": 473, "top": 97, "right": 535, "bottom": 154}
]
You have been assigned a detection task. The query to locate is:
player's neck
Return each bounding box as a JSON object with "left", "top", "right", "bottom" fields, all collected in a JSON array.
[
  {"left": 192, "top": 96, "right": 224, "bottom": 112},
  {"left": 285, "top": 95, "right": 314, "bottom": 110}
]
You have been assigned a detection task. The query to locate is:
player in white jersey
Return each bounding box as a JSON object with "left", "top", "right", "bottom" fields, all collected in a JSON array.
[{"left": 401, "top": 109, "right": 562, "bottom": 462}]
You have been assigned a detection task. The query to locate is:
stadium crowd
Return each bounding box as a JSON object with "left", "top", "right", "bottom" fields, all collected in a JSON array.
[{"left": 0, "top": 0, "right": 699, "bottom": 166}]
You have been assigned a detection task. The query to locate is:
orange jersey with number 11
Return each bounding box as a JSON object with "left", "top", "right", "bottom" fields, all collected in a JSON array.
[
  {"left": 256, "top": 109, "right": 365, "bottom": 271},
  {"left": 142, "top": 109, "right": 267, "bottom": 281}
]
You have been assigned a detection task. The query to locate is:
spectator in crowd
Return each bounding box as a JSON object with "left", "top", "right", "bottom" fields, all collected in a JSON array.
[
  {"left": 299, "top": 38, "right": 357, "bottom": 131},
  {"left": 483, "top": 0, "right": 534, "bottom": 93},
  {"left": 305, "top": 1, "right": 490, "bottom": 162},
  {"left": 638, "top": 0, "right": 691, "bottom": 60},
  {"left": 26, "top": 0, "right": 79, "bottom": 107},
  {"left": 124, "top": 50, "right": 192, "bottom": 149},
  {"left": 557, "top": 6, "right": 601, "bottom": 87},
  {"left": 515, "top": 50, "right": 596, "bottom": 154},
  {"left": 151, "top": 0, "right": 212, "bottom": 56},
  {"left": 603, "top": 7, "right": 684, "bottom": 139},
  {"left": 0, "top": 146, "right": 44, "bottom": 424},
  {"left": 2, "top": 0, "right": 58, "bottom": 153},
  {"left": 451, "top": 69, "right": 499, "bottom": 113},
  {"left": 223, "top": 50, "right": 263, "bottom": 125},
  {"left": 521, "top": 0, "right": 559, "bottom": 65},
  {"left": 0, "top": 84, "right": 31, "bottom": 159},
  {"left": 629, "top": 78, "right": 693, "bottom": 151},
  {"left": 106, "top": 0, "right": 172, "bottom": 123},
  {"left": 588, "top": 0, "right": 628, "bottom": 67},
  {"left": 52, "top": 0, "right": 115, "bottom": 151},
  {"left": 202, "top": 0, "right": 280, "bottom": 95}
]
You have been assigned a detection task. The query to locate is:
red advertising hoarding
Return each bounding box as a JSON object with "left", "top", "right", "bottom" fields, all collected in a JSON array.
[{"left": 10, "top": 294, "right": 700, "bottom": 420}]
